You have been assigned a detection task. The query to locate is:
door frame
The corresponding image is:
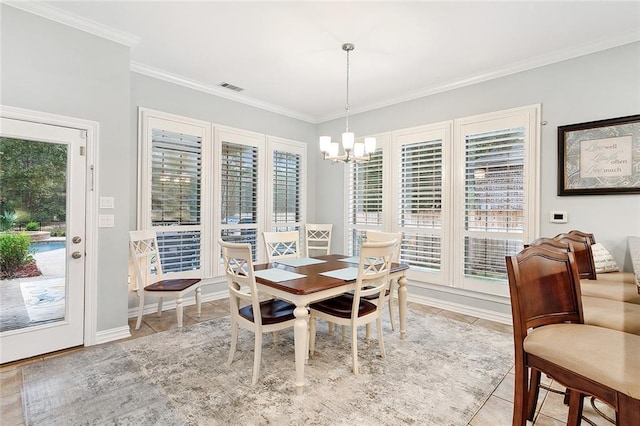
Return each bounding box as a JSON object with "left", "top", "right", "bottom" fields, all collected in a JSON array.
[{"left": 1, "top": 105, "right": 98, "bottom": 347}]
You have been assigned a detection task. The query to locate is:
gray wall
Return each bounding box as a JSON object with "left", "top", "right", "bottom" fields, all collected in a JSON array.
[
  {"left": 317, "top": 42, "right": 640, "bottom": 271},
  {"left": 315, "top": 41, "right": 640, "bottom": 313},
  {"left": 128, "top": 74, "right": 317, "bottom": 306},
  {"left": 1, "top": 6, "right": 131, "bottom": 331}
]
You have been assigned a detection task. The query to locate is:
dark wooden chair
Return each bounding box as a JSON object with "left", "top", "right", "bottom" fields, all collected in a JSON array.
[
  {"left": 506, "top": 246, "right": 640, "bottom": 425},
  {"left": 554, "top": 233, "right": 597, "bottom": 280}
]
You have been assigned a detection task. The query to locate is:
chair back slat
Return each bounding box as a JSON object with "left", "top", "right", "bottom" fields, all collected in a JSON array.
[
  {"left": 305, "top": 224, "right": 333, "bottom": 257},
  {"left": 365, "top": 231, "right": 402, "bottom": 262},
  {"left": 506, "top": 246, "right": 584, "bottom": 340},
  {"left": 554, "top": 232, "right": 597, "bottom": 280},
  {"left": 219, "top": 239, "right": 262, "bottom": 325},
  {"left": 129, "top": 230, "right": 163, "bottom": 291},
  {"left": 352, "top": 240, "right": 396, "bottom": 310},
  {"left": 263, "top": 231, "right": 300, "bottom": 262},
  {"left": 526, "top": 237, "right": 570, "bottom": 253}
]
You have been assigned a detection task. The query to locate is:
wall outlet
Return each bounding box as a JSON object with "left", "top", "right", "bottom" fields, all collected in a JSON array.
[
  {"left": 98, "top": 214, "right": 115, "bottom": 228},
  {"left": 100, "top": 196, "right": 114, "bottom": 209}
]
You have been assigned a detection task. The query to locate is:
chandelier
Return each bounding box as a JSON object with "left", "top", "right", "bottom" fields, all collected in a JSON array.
[{"left": 319, "top": 43, "right": 376, "bottom": 163}]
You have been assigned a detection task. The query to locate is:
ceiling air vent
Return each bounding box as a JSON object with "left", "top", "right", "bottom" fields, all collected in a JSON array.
[{"left": 218, "top": 82, "right": 244, "bottom": 92}]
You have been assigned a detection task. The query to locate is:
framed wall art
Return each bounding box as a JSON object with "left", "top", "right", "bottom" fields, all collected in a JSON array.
[{"left": 558, "top": 114, "right": 640, "bottom": 195}]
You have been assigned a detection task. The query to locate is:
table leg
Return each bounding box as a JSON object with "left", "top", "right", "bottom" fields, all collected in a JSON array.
[
  {"left": 293, "top": 305, "right": 308, "bottom": 394},
  {"left": 398, "top": 275, "right": 408, "bottom": 339}
]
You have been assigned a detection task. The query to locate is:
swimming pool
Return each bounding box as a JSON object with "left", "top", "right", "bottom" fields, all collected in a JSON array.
[{"left": 30, "top": 241, "right": 66, "bottom": 253}]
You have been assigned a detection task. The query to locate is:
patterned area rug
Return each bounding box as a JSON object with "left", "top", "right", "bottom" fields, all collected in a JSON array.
[
  {"left": 21, "top": 307, "right": 514, "bottom": 425},
  {"left": 19, "top": 278, "right": 65, "bottom": 322}
]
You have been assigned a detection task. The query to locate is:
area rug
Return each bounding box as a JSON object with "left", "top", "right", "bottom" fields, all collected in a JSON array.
[
  {"left": 21, "top": 307, "right": 514, "bottom": 425},
  {"left": 19, "top": 278, "right": 65, "bottom": 322}
]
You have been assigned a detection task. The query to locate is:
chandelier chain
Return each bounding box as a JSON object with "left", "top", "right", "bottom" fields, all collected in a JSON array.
[{"left": 345, "top": 45, "right": 350, "bottom": 132}]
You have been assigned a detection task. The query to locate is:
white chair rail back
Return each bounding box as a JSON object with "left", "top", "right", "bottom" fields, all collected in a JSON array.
[
  {"left": 305, "top": 223, "right": 333, "bottom": 257},
  {"left": 263, "top": 230, "right": 300, "bottom": 262}
]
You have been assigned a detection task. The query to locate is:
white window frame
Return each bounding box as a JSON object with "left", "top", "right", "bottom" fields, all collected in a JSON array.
[
  {"left": 452, "top": 104, "right": 540, "bottom": 297},
  {"left": 343, "top": 132, "right": 391, "bottom": 255},
  {"left": 213, "top": 125, "right": 266, "bottom": 272},
  {"left": 266, "top": 135, "right": 307, "bottom": 233},
  {"left": 390, "top": 122, "right": 452, "bottom": 286},
  {"left": 138, "top": 108, "right": 308, "bottom": 280},
  {"left": 138, "top": 108, "right": 212, "bottom": 278}
]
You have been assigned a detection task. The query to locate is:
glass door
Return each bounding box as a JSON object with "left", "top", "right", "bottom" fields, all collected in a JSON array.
[{"left": 0, "top": 117, "right": 86, "bottom": 363}]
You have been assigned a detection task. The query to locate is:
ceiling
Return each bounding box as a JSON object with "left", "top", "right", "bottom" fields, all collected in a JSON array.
[{"left": 15, "top": 1, "right": 640, "bottom": 123}]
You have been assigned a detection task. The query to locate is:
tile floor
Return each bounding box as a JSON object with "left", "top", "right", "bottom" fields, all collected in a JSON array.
[{"left": 0, "top": 300, "right": 615, "bottom": 426}]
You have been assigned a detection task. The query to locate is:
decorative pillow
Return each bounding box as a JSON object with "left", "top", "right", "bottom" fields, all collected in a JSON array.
[{"left": 591, "top": 242, "right": 619, "bottom": 273}]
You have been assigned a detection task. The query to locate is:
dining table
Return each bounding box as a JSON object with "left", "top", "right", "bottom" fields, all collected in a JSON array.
[{"left": 253, "top": 254, "right": 409, "bottom": 393}]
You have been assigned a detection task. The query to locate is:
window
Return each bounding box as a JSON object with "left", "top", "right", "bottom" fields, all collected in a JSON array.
[
  {"left": 267, "top": 136, "right": 305, "bottom": 235},
  {"left": 393, "top": 123, "right": 451, "bottom": 285},
  {"left": 453, "top": 106, "right": 539, "bottom": 296},
  {"left": 345, "top": 134, "right": 390, "bottom": 256},
  {"left": 138, "top": 109, "right": 306, "bottom": 277},
  {"left": 214, "top": 127, "right": 264, "bottom": 264},
  {"left": 139, "top": 111, "right": 210, "bottom": 277},
  {"left": 348, "top": 105, "right": 539, "bottom": 297}
]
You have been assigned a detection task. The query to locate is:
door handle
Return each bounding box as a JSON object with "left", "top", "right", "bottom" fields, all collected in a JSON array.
[
  {"left": 72, "top": 251, "right": 82, "bottom": 259},
  {"left": 72, "top": 236, "right": 82, "bottom": 244}
]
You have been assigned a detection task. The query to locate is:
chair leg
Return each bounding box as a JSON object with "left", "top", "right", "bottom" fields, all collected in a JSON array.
[
  {"left": 328, "top": 322, "right": 334, "bottom": 334},
  {"left": 617, "top": 392, "right": 640, "bottom": 426},
  {"left": 366, "top": 323, "right": 371, "bottom": 342},
  {"left": 195, "top": 287, "right": 202, "bottom": 318},
  {"left": 388, "top": 279, "right": 396, "bottom": 331},
  {"left": 252, "top": 332, "right": 262, "bottom": 386},
  {"left": 566, "top": 391, "right": 584, "bottom": 426},
  {"left": 377, "top": 316, "right": 386, "bottom": 358},
  {"left": 135, "top": 295, "right": 145, "bottom": 330},
  {"left": 273, "top": 330, "right": 280, "bottom": 346},
  {"left": 157, "top": 297, "right": 163, "bottom": 317},
  {"left": 526, "top": 369, "right": 541, "bottom": 421},
  {"left": 351, "top": 324, "right": 359, "bottom": 375},
  {"left": 341, "top": 325, "right": 347, "bottom": 342},
  {"left": 388, "top": 296, "right": 395, "bottom": 331},
  {"left": 309, "top": 316, "right": 317, "bottom": 356},
  {"left": 176, "top": 296, "right": 184, "bottom": 328},
  {"left": 227, "top": 320, "right": 238, "bottom": 365},
  {"left": 512, "top": 365, "right": 529, "bottom": 426}
]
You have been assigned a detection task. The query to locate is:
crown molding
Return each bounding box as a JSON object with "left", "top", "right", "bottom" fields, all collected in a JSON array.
[
  {"left": 3, "top": 0, "right": 140, "bottom": 47},
  {"left": 316, "top": 31, "right": 640, "bottom": 123},
  {"left": 130, "top": 61, "right": 317, "bottom": 123}
]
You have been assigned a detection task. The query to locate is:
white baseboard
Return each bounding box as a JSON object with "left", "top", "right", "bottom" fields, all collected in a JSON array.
[
  {"left": 408, "top": 293, "right": 513, "bottom": 325},
  {"left": 95, "top": 326, "right": 131, "bottom": 345},
  {"left": 127, "top": 289, "right": 228, "bottom": 318}
]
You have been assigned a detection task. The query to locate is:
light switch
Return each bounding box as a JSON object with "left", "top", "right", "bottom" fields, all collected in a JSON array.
[
  {"left": 99, "top": 214, "right": 115, "bottom": 228},
  {"left": 100, "top": 196, "right": 115, "bottom": 209}
]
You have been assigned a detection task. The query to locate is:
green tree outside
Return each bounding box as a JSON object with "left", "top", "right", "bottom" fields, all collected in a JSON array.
[{"left": 0, "top": 137, "right": 67, "bottom": 225}]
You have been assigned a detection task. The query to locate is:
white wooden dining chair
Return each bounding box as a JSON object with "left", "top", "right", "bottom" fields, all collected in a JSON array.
[
  {"left": 263, "top": 230, "right": 300, "bottom": 262},
  {"left": 305, "top": 223, "right": 333, "bottom": 257},
  {"left": 365, "top": 230, "right": 402, "bottom": 331},
  {"left": 309, "top": 240, "right": 396, "bottom": 375},
  {"left": 219, "top": 239, "right": 297, "bottom": 385},
  {"left": 129, "top": 230, "right": 201, "bottom": 330}
]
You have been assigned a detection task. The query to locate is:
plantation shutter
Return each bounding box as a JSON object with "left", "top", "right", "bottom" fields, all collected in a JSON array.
[
  {"left": 347, "top": 149, "right": 383, "bottom": 255},
  {"left": 463, "top": 127, "right": 525, "bottom": 280},
  {"left": 220, "top": 141, "right": 259, "bottom": 259},
  {"left": 399, "top": 138, "right": 443, "bottom": 270},
  {"left": 272, "top": 150, "right": 301, "bottom": 226},
  {"left": 150, "top": 128, "right": 202, "bottom": 273}
]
